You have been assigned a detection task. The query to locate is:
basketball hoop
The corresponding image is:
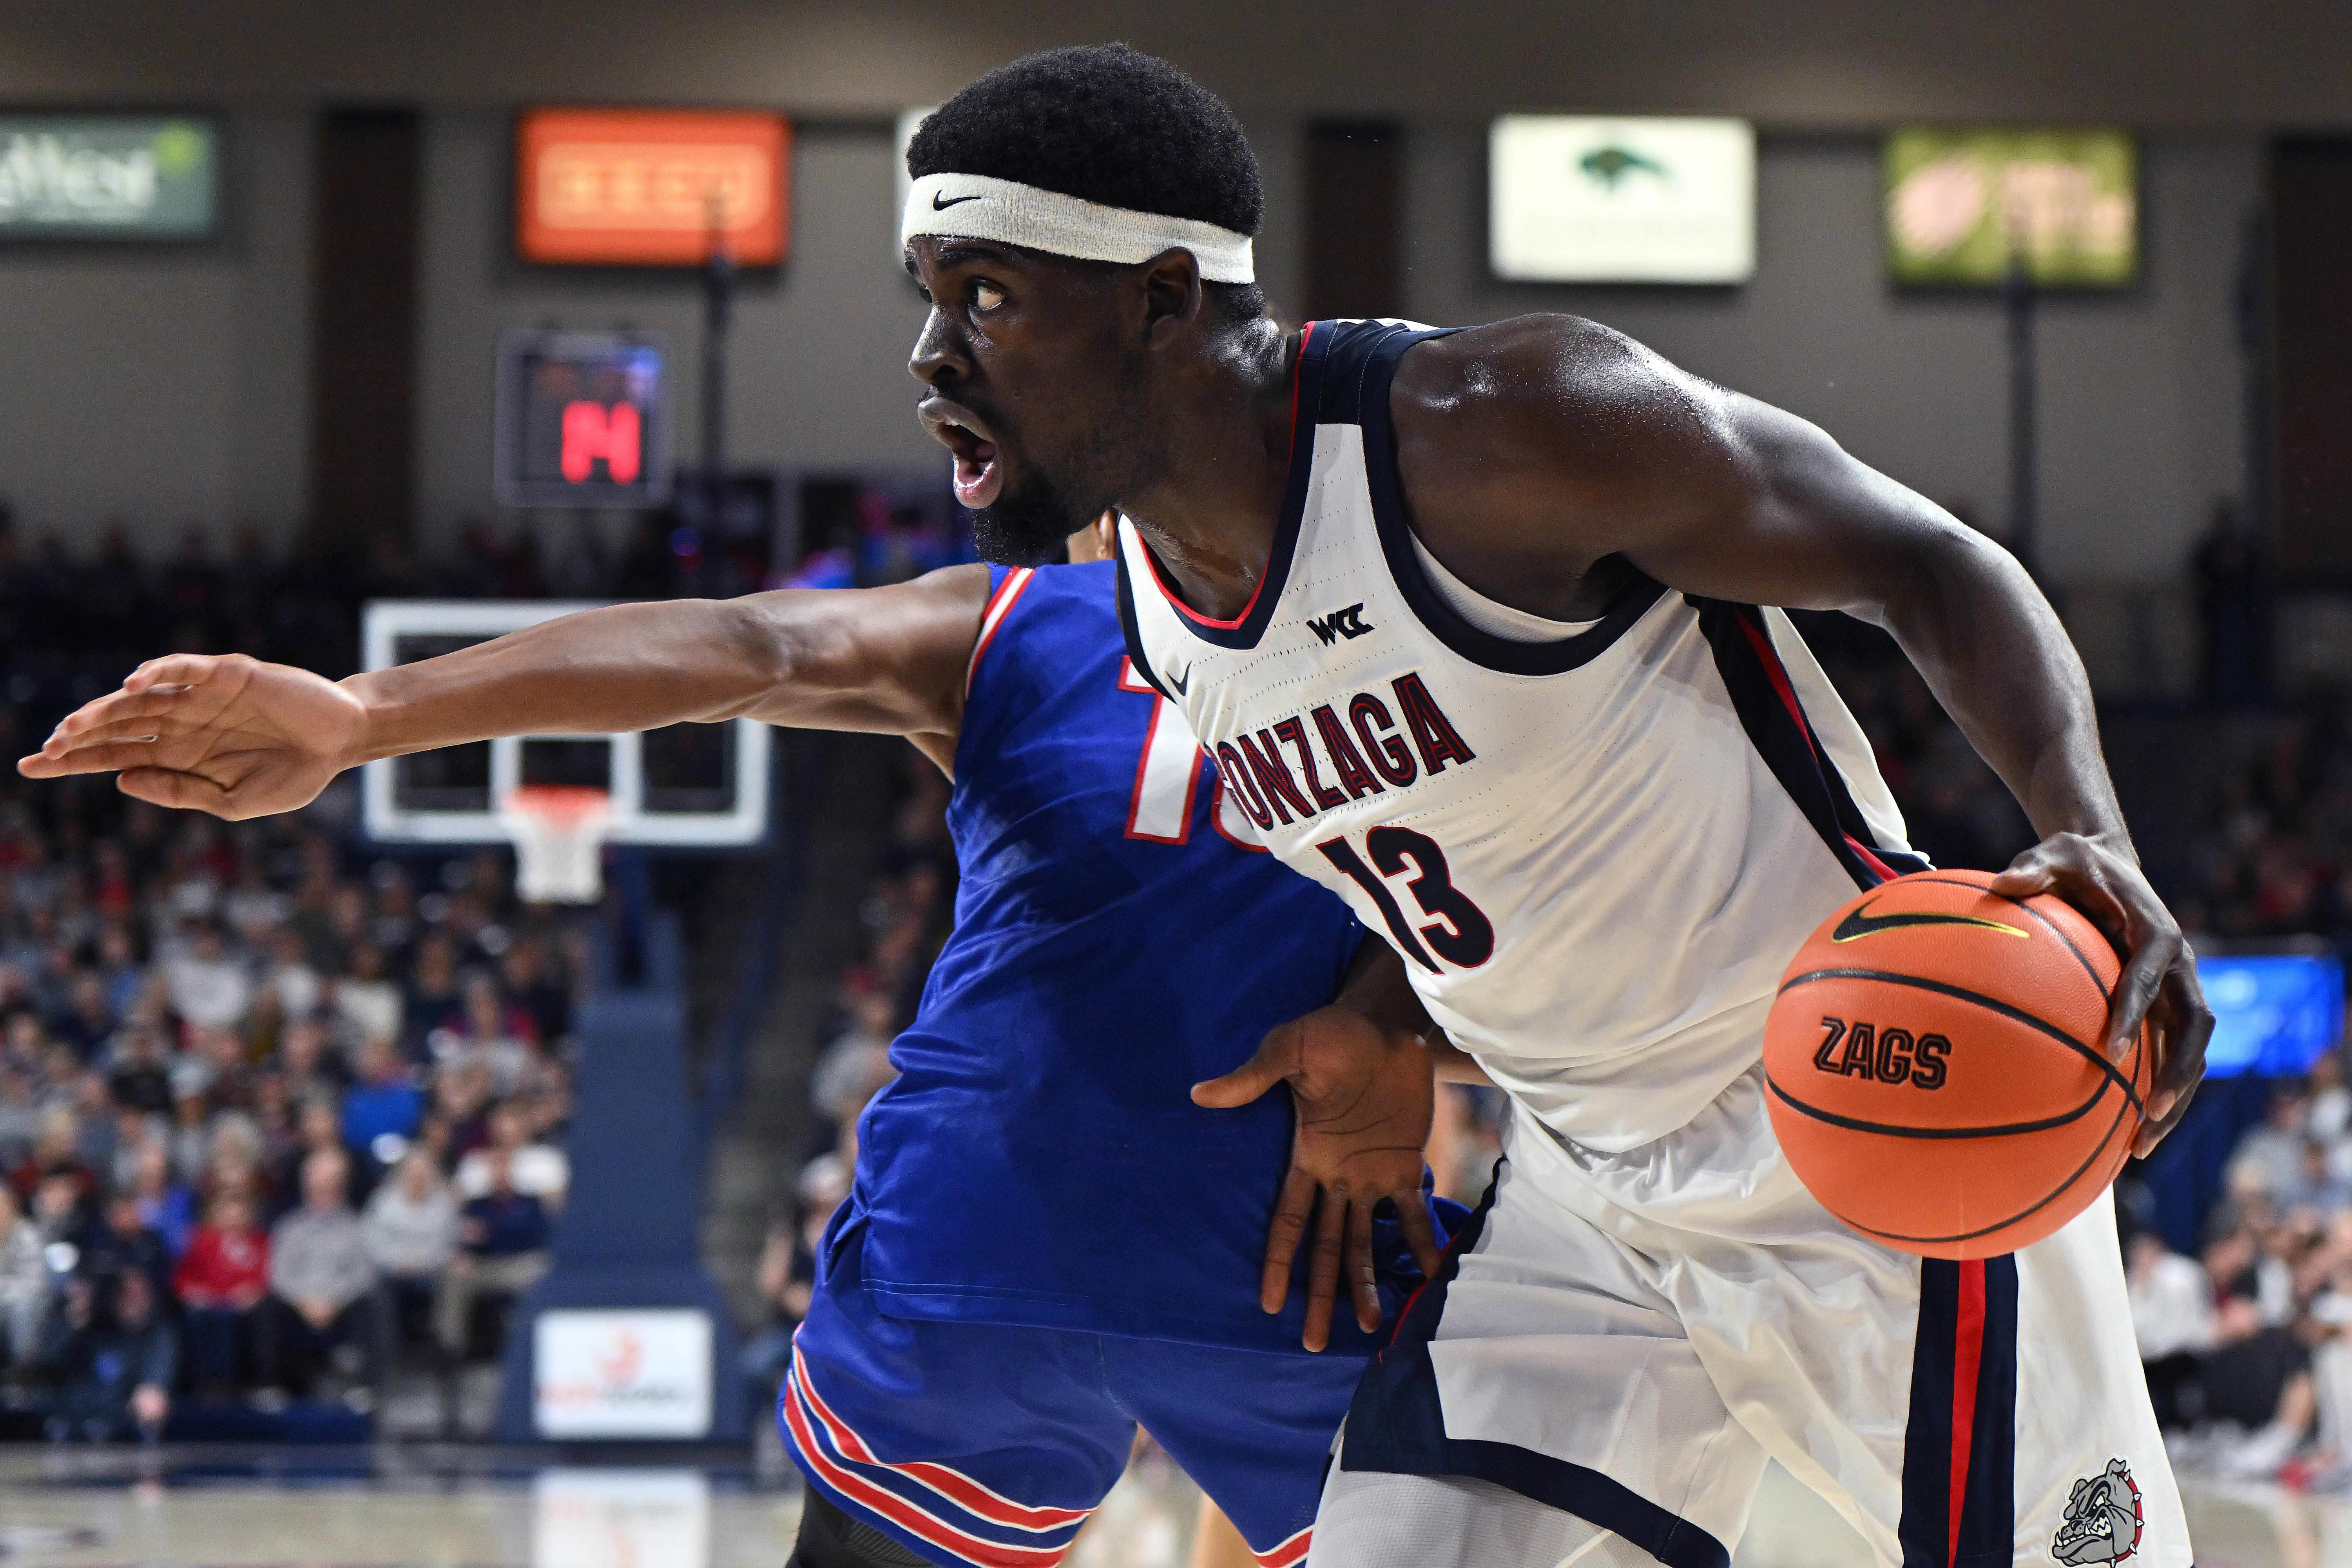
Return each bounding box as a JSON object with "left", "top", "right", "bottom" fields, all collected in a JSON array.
[{"left": 500, "top": 785, "right": 612, "bottom": 905}]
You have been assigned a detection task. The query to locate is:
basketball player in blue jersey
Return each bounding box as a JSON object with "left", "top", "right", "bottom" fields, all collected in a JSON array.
[
  {"left": 872, "top": 44, "right": 2215, "bottom": 1568},
  {"left": 19, "top": 518, "right": 1469, "bottom": 1568}
]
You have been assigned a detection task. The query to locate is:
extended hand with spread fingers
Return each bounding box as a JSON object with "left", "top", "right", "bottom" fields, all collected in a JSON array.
[{"left": 17, "top": 652, "right": 367, "bottom": 820}]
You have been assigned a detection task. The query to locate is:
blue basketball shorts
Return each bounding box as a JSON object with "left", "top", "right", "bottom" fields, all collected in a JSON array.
[{"left": 781, "top": 1219, "right": 1375, "bottom": 1568}]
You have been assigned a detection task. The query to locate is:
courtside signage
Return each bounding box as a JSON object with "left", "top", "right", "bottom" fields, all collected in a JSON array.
[
  {"left": 517, "top": 108, "right": 789, "bottom": 265},
  {"left": 1883, "top": 128, "right": 2137, "bottom": 288},
  {"left": 1489, "top": 116, "right": 1754, "bottom": 284},
  {"left": 535, "top": 1309, "right": 713, "bottom": 1438},
  {"left": 0, "top": 115, "right": 218, "bottom": 239}
]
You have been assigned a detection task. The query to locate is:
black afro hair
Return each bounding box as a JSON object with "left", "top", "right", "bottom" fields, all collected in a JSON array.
[{"left": 908, "top": 44, "right": 1262, "bottom": 236}]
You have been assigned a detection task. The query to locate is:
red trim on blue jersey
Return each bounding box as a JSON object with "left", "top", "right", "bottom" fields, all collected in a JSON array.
[
  {"left": 966, "top": 567, "right": 1037, "bottom": 694},
  {"left": 783, "top": 1351, "right": 1088, "bottom": 1567},
  {"left": 1253, "top": 1524, "right": 1312, "bottom": 1567},
  {"left": 1120, "top": 684, "right": 1202, "bottom": 846},
  {"left": 792, "top": 1345, "right": 1091, "bottom": 1532}
]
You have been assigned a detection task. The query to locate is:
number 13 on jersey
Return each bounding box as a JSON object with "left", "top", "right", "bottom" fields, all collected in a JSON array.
[{"left": 1317, "top": 827, "right": 1494, "bottom": 972}]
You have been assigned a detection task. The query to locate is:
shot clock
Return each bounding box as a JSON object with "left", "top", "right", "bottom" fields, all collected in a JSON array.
[{"left": 493, "top": 331, "right": 672, "bottom": 510}]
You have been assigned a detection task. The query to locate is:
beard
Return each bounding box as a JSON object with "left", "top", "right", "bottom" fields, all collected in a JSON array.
[
  {"left": 963, "top": 359, "right": 1149, "bottom": 566},
  {"left": 967, "top": 464, "right": 1099, "bottom": 566}
]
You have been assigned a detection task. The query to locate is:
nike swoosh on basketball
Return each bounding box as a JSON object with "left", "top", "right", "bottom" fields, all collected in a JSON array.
[
  {"left": 1165, "top": 664, "right": 1191, "bottom": 695},
  {"left": 1829, "top": 901, "right": 2026, "bottom": 943},
  {"left": 931, "top": 191, "right": 983, "bottom": 209}
]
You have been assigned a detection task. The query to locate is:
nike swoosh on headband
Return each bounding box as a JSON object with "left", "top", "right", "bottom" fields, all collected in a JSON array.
[
  {"left": 931, "top": 192, "right": 982, "bottom": 210},
  {"left": 1830, "top": 901, "right": 2028, "bottom": 943}
]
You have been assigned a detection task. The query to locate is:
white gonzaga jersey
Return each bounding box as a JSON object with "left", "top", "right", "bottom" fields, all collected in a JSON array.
[{"left": 1117, "top": 319, "right": 1926, "bottom": 1150}]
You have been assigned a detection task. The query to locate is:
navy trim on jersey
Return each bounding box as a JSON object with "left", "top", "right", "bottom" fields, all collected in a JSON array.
[
  {"left": 1336, "top": 320, "right": 1674, "bottom": 677},
  {"left": 1898, "top": 1257, "right": 2020, "bottom": 1568},
  {"left": 1121, "top": 321, "right": 1334, "bottom": 656},
  {"left": 1692, "top": 598, "right": 1929, "bottom": 890},
  {"left": 1340, "top": 1162, "right": 1731, "bottom": 1568},
  {"left": 1114, "top": 560, "right": 1174, "bottom": 700}
]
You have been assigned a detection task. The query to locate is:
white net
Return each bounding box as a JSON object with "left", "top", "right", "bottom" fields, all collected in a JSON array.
[{"left": 500, "top": 785, "right": 612, "bottom": 905}]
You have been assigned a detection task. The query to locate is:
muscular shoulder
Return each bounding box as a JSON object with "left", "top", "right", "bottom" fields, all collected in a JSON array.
[{"left": 1389, "top": 315, "right": 1755, "bottom": 575}]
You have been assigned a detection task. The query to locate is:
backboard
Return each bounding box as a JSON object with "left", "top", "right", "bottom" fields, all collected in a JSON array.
[{"left": 359, "top": 600, "right": 770, "bottom": 848}]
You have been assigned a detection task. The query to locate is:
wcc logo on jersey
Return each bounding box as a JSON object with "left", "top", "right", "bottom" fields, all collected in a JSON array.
[
  {"left": 2051, "top": 1458, "right": 2143, "bottom": 1564},
  {"left": 1306, "top": 603, "right": 1375, "bottom": 645}
]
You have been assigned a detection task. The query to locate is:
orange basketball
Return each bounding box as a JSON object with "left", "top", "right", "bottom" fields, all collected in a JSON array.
[{"left": 1761, "top": 868, "right": 2151, "bottom": 1260}]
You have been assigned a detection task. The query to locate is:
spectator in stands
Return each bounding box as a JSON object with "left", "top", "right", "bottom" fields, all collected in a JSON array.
[
  {"left": 105, "top": 1022, "right": 173, "bottom": 1117},
  {"left": 38, "top": 1267, "right": 175, "bottom": 1441},
  {"left": 433, "top": 974, "right": 536, "bottom": 1097},
  {"left": 2194, "top": 1218, "right": 2321, "bottom": 1476},
  {"left": 255, "top": 1149, "right": 383, "bottom": 1405},
  {"left": 2130, "top": 1228, "right": 2218, "bottom": 1432},
  {"left": 500, "top": 933, "right": 571, "bottom": 1045},
  {"left": 363, "top": 1151, "right": 457, "bottom": 1353},
  {"left": 454, "top": 1104, "right": 567, "bottom": 1210},
  {"left": 53, "top": 972, "right": 114, "bottom": 1060},
  {"left": 277, "top": 1016, "right": 344, "bottom": 1108},
  {"left": 263, "top": 928, "right": 321, "bottom": 1022},
  {"left": 2229, "top": 1083, "right": 2314, "bottom": 1200},
  {"left": 0, "top": 1182, "right": 48, "bottom": 1366},
  {"left": 173, "top": 1190, "right": 268, "bottom": 1400},
  {"left": 163, "top": 920, "right": 250, "bottom": 1033},
  {"left": 78, "top": 1188, "right": 170, "bottom": 1306},
  {"left": 125, "top": 1143, "right": 193, "bottom": 1260},
  {"left": 811, "top": 987, "right": 898, "bottom": 1143},
  {"left": 340, "top": 1038, "right": 422, "bottom": 1182},
  {"left": 333, "top": 942, "right": 402, "bottom": 1050},
  {"left": 276, "top": 1096, "right": 344, "bottom": 1217},
  {"left": 9, "top": 1106, "right": 92, "bottom": 1211},
  {"left": 0, "top": 1065, "right": 38, "bottom": 1168},
  {"left": 402, "top": 935, "right": 464, "bottom": 1054},
  {"left": 435, "top": 1148, "right": 549, "bottom": 1362}
]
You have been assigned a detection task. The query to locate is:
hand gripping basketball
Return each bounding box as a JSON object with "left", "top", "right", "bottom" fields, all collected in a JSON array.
[{"left": 1762, "top": 867, "right": 2168, "bottom": 1260}]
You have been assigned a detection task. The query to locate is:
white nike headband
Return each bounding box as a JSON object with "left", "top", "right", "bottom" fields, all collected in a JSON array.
[{"left": 902, "top": 172, "right": 1256, "bottom": 285}]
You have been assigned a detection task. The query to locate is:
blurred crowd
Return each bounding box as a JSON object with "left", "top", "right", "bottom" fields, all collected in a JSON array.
[
  {"left": 2175, "top": 692, "right": 2352, "bottom": 946},
  {"left": 0, "top": 782, "right": 586, "bottom": 1438},
  {"left": 0, "top": 511, "right": 609, "bottom": 1441},
  {"left": 2129, "top": 1063, "right": 2352, "bottom": 1485},
  {"left": 740, "top": 751, "right": 951, "bottom": 1393}
]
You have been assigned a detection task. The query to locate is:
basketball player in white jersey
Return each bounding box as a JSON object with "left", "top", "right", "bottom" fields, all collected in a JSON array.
[{"left": 884, "top": 46, "right": 2212, "bottom": 1568}]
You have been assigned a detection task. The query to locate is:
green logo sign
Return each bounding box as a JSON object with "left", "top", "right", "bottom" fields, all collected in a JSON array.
[
  {"left": 0, "top": 116, "right": 219, "bottom": 238},
  {"left": 1578, "top": 145, "right": 1669, "bottom": 191}
]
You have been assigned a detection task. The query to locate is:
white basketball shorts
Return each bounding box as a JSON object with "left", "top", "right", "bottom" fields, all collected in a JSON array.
[{"left": 1312, "top": 1063, "right": 2185, "bottom": 1568}]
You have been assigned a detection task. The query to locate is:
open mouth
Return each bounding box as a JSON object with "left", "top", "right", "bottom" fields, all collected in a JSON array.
[{"left": 920, "top": 397, "right": 1004, "bottom": 509}]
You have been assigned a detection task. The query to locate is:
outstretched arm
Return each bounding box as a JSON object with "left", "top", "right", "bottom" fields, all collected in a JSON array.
[
  {"left": 18, "top": 566, "right": 991, "bottom": 817},
  {"left": 1392, "top": 317, "right": 2211, "bottom": 1155}
]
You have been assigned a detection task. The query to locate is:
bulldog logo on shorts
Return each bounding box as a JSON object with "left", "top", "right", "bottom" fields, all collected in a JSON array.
[{"left": 2051, "top": 1458, "right": 2144, "bottom": 1564}]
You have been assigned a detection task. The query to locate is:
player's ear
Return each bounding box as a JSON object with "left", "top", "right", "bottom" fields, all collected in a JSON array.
[{"left": 1139, "top": 248, "right": 1204, "bottom": 347}]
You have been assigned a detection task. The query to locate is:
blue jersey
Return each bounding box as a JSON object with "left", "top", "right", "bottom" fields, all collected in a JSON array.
[{"left": 847, "top": 561, "right": 1370, "bottom": 1354}]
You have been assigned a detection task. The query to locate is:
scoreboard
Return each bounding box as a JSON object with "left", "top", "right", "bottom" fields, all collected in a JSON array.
[{"left": 494, "top": 332, "right": 672, "bottom": 510}]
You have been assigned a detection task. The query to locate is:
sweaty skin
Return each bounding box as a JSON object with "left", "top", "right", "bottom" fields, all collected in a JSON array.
[
  {"left": 17, "top": 523, "right": 1439, "bottom": 1346},
  {"left": 902, "top": 237, "right": 2212, "bottom": 1157}
]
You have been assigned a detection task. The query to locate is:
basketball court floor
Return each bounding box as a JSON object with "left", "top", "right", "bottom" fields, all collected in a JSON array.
[{"left": 0, "top": 1447, "right": 2332, "bottom": 1568}]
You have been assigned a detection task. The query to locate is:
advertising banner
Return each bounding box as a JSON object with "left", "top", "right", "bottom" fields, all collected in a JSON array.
[
  {"left": 1490, "top": 116, "right": 1754, "bottom": 284},
  {"left": 1884, "top": 128, "right": 2137, "bottom": 288},
  {"left": 0, "top": 116, "right": 218, "bottom": 239},
  {"left": 533, "top": 1309, "right": 713, "bottom": 1438},
  {"left": 518, "top": 108, "right": 788, "bottom": 265}
]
